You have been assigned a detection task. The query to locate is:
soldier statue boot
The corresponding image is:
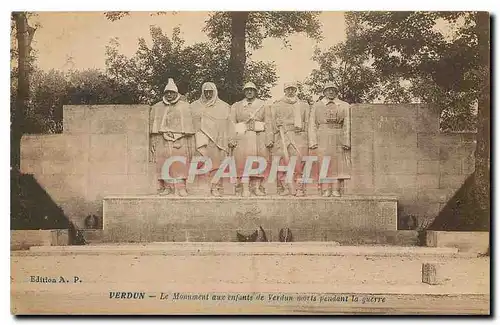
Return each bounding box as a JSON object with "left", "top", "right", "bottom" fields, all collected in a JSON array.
[
  {"left": 331, "top": 190, "right": 341, "bottom": 197},
  {"left": 331, "top": 180, "right": 344, "bottom": 197},
  {"left": 322, "top": 188, "right": 332, "bottom": 197},
  {"left": 175, "top": 179, "right": 188, "bottom": 197},
  {"left": 251, "top": 178, "right": 266, "bottom": 196},
  {"left": 321, "top": 184, "right": 332, "bottom": 197},
  {"left": 295, "top": 180, "right": 305, "bottom": 197},
  {"left": 277, "top": 180, "right": 293, "bottom": 196},
  {"left": 210, "top": 181, "right": 223, "bottom": 197},
  {"left": 158, "top": 181, "right": 174, "bottom": 196},
  {"left": 241, "top": 182, "right": 251, "bottom": 197},
  {"left": 277, "top": 181, "right": 285, "bottom": 196},
  {"left": 234, "top": 182, "right": 243, "bottom": 196}
]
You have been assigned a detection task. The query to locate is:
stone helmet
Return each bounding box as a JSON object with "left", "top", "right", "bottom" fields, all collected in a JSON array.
[
  {"left": 323, "top": 82, "right": 337, "bottom": 93},
  {"left": 243, "top": 82, "right": 258, "bottom": 91},
  {"left": 163, "top": 78, "right": 178, "bottom": 93},
  {"left": 284, "top": 82, "right": 298, "bottom": 90}
]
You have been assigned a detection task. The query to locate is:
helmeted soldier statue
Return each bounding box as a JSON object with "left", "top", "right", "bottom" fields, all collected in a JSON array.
[
  {"left": 230, "top": 82, "right": 274, "bottom": 196},
  {"left": 271, "top": 82, "right": 311, "bottom": 197},
  {"left": 309, "top": 82, "right": 351, "bottom": 197}
]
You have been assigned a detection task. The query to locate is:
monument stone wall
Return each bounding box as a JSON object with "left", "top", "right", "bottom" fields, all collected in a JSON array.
[{"left": 20, "top": 104, "right": 475, "bottom": 229}]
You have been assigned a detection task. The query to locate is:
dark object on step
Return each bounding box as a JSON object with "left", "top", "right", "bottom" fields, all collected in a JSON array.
[
  {"left": 279, "top": 228, "right": 293, "bottom": 242},
  {"left": 84, "top": 214, "right": 100, "bottom": 229},
  {"left": 236, "top": 226, "right": 268, "bottom": 242},
  {"left": 236, "top": 230, "right": 259, "bottom": 242},
  {"left": 258, "top": 226, "right": 268, "bottom": 242}
]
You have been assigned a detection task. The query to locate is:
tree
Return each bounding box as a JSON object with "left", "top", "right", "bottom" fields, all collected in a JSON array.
[
  {"left": 11, "top": 12, "right": 37, "bottom": 169},
  {"left": 23, "top": 68, "right": 140, "bottom": 134},
  {"left": 473, "top": 12, "right": 490, "bottom": 231},
  {"left": 338, "top": 12, "right": 489, "bottom": 230},
  {"left": 105, "top": 11, "right": 322, "bottom": 103},
  {"left": 305, "top": 44, "right": 381, "bottom": 103},
  {"left": 203, "top": 11, "right": 322, "bottom": 103},
  {"left": 105, "top": 26, "right": 278, "bottom": 104},
  {"left": 341, "top": 12, "right": 482, "bottom": 130}
]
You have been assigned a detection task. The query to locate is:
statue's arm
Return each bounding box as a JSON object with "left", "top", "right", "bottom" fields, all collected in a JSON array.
[
  {"left": 343, "top": 103, "right": 351, "bottom": 149},
  {"left": 226, "top": 104, "right": 237, "bottom": 148},
  {"left": 264, "top": 102, "right": 274, "bottom": 147},
  {"left": 308, "top": 103, "right": 318, "bottom": 149},
  {"left": 149, "top": 106, "right": 157, "bottom": 163}
]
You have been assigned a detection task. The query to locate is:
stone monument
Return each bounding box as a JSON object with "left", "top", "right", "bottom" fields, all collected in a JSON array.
[
  {"left": 19, "top": 82, "right": 475, "bottom": 243},
  {"left": 102, "top": 80, "right": 398, "bottom": 243}
]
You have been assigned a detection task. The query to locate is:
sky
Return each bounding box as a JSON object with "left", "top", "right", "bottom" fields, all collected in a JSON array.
[{"left": 30, "top": 11, "right": 346, "bottom": 99}]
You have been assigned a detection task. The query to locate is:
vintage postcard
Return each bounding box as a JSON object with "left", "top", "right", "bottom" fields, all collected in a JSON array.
[{"left": 10, "top": 11, "right": 490, "bottom": 315}]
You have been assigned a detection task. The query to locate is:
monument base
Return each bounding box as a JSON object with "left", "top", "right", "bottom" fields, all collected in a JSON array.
[{"left": 103, "top": 196, "right": 397, "bottom": 243}]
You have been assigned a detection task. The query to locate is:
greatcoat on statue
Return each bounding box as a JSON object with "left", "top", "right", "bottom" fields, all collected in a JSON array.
[
  {"left": 271, "top": 82, "right": 311, "bottom": 197},
  {"left": 150, "top": 78, "right": 195, "bottom": 196},
  {"left": 309, "top": 82, "right": 351, "bottom": 197},
  {"left": 191, "top": 82, "right": 234, "bottom": 196},
  {"left": 230, "top": 82, "right": 274, "bottom": 196}
]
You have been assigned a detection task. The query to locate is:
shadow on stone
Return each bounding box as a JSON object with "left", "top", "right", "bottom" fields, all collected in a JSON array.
[
  {"left": 11, "top": 169, "right": 86, "bottom": 245},
  {"left": 429, "top": 173, "right": 488, "bottom": 231}
]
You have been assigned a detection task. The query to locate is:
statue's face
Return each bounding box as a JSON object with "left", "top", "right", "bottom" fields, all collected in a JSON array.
[
  {"left": 324, "top": 87, "right": 338, "bottom": 100},
  {"left": 244, "top": 88, "right": 257, "bottom": 100},
  {"left": 164, "top": 90, "right": 177, "bottom": 101},
  {"left": 204, "top": 90, "right": 214, "bottom": 100},
  {"left": 284, "top": 87, "right": 297, "bottom": 98}
]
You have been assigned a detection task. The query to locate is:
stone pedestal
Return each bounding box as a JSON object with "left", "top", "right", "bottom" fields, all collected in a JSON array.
[
  {"left": 426, "top": 231, "right": 490, "bottom": 254},
  {"left": 102, "top": 196, "right": 397, "bottom": 242},
  {"left": 10, "top": 230, "right": 69, "bottom": 250}
]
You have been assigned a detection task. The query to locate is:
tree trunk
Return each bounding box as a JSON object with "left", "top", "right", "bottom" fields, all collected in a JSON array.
[
  {"left": 226, "top": 11, "right": 249, "bottom": 104},
  {"left": 473, "top": 12, "right": 490, "bottom": 231},
  {"left": 12, "top": 12, "right": 34, "bottom": 171}
]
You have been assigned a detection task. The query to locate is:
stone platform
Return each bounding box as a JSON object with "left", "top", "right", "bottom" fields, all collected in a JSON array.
[{"left": 102, "top": 196, "right": 397, "bottom": 243}]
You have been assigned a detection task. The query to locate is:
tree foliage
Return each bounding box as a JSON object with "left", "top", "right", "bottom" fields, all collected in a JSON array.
[
  {"left": 104, "top": 11, "right": 322, "bottom": 104},
  {"left": 305, "top": 44, "right": 381, "bottom": 103},
  {"left": 20, "top": 68, "right": 138, "bottom": 134},
  {"left": 203, "top": 11, "right": 322, "bottom": 103},
  {"left": 105, "top": 26, "right": 278, "bottom": 104},
  {"left": 305, "top": 12, "right": 483, "bottom": 131},
  {"left": 315, "top": 11, "right": 488, "bottom": 231},
  {"left": 203, "top": 11, "right": 322, "bottom": 51},
  {"left": 346, "top": 12, "right": 481, "bottom": 131}
]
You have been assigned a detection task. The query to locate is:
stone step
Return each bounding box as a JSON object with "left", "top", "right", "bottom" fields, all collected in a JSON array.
[
  {"left": 11, "top": 229, "right": 69, "bottom": 250},
  {"left": 426, "top": 231, "right": 489, "bottom": 254},
  {"left": 82, "top": 229, "right": 420, "bottom": 246},
  {"left": 80, "top": 229, "right": 103, "bottom": 244},
  {"left": 103, "top": 195, "right": 398, "bottom": 243},
  {"left": 23, "top": 243, "right": 459, "bottom": 257}
]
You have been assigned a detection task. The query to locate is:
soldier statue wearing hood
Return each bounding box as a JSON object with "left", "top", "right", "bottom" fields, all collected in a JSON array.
[
  {"left": 150, "top": 78, "right": 195, "bottom": 196},
  {"left": 191, "top": 82, "right": 234, "bottom": 197}
]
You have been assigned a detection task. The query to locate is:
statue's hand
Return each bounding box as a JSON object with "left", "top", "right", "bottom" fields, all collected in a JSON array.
[
  {"left": 342, "top": 145, "right": 351, "bottom": 150},
  {"left": 309, "top": 144, "right": 318, "bottom": 150},
  {"left": 228, "top": 140, "right": 237, "bottom": 148},
  {"left": 266, "top": 140, "right": 274, "bottom": 148},
  {"left": 149, "top": 144, "right": 156, "bottom": 163}
]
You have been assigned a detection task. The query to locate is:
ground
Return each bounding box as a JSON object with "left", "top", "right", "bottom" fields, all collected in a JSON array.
[{"left": 10, "top": 244, "right": 490, "bottom": 315}]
